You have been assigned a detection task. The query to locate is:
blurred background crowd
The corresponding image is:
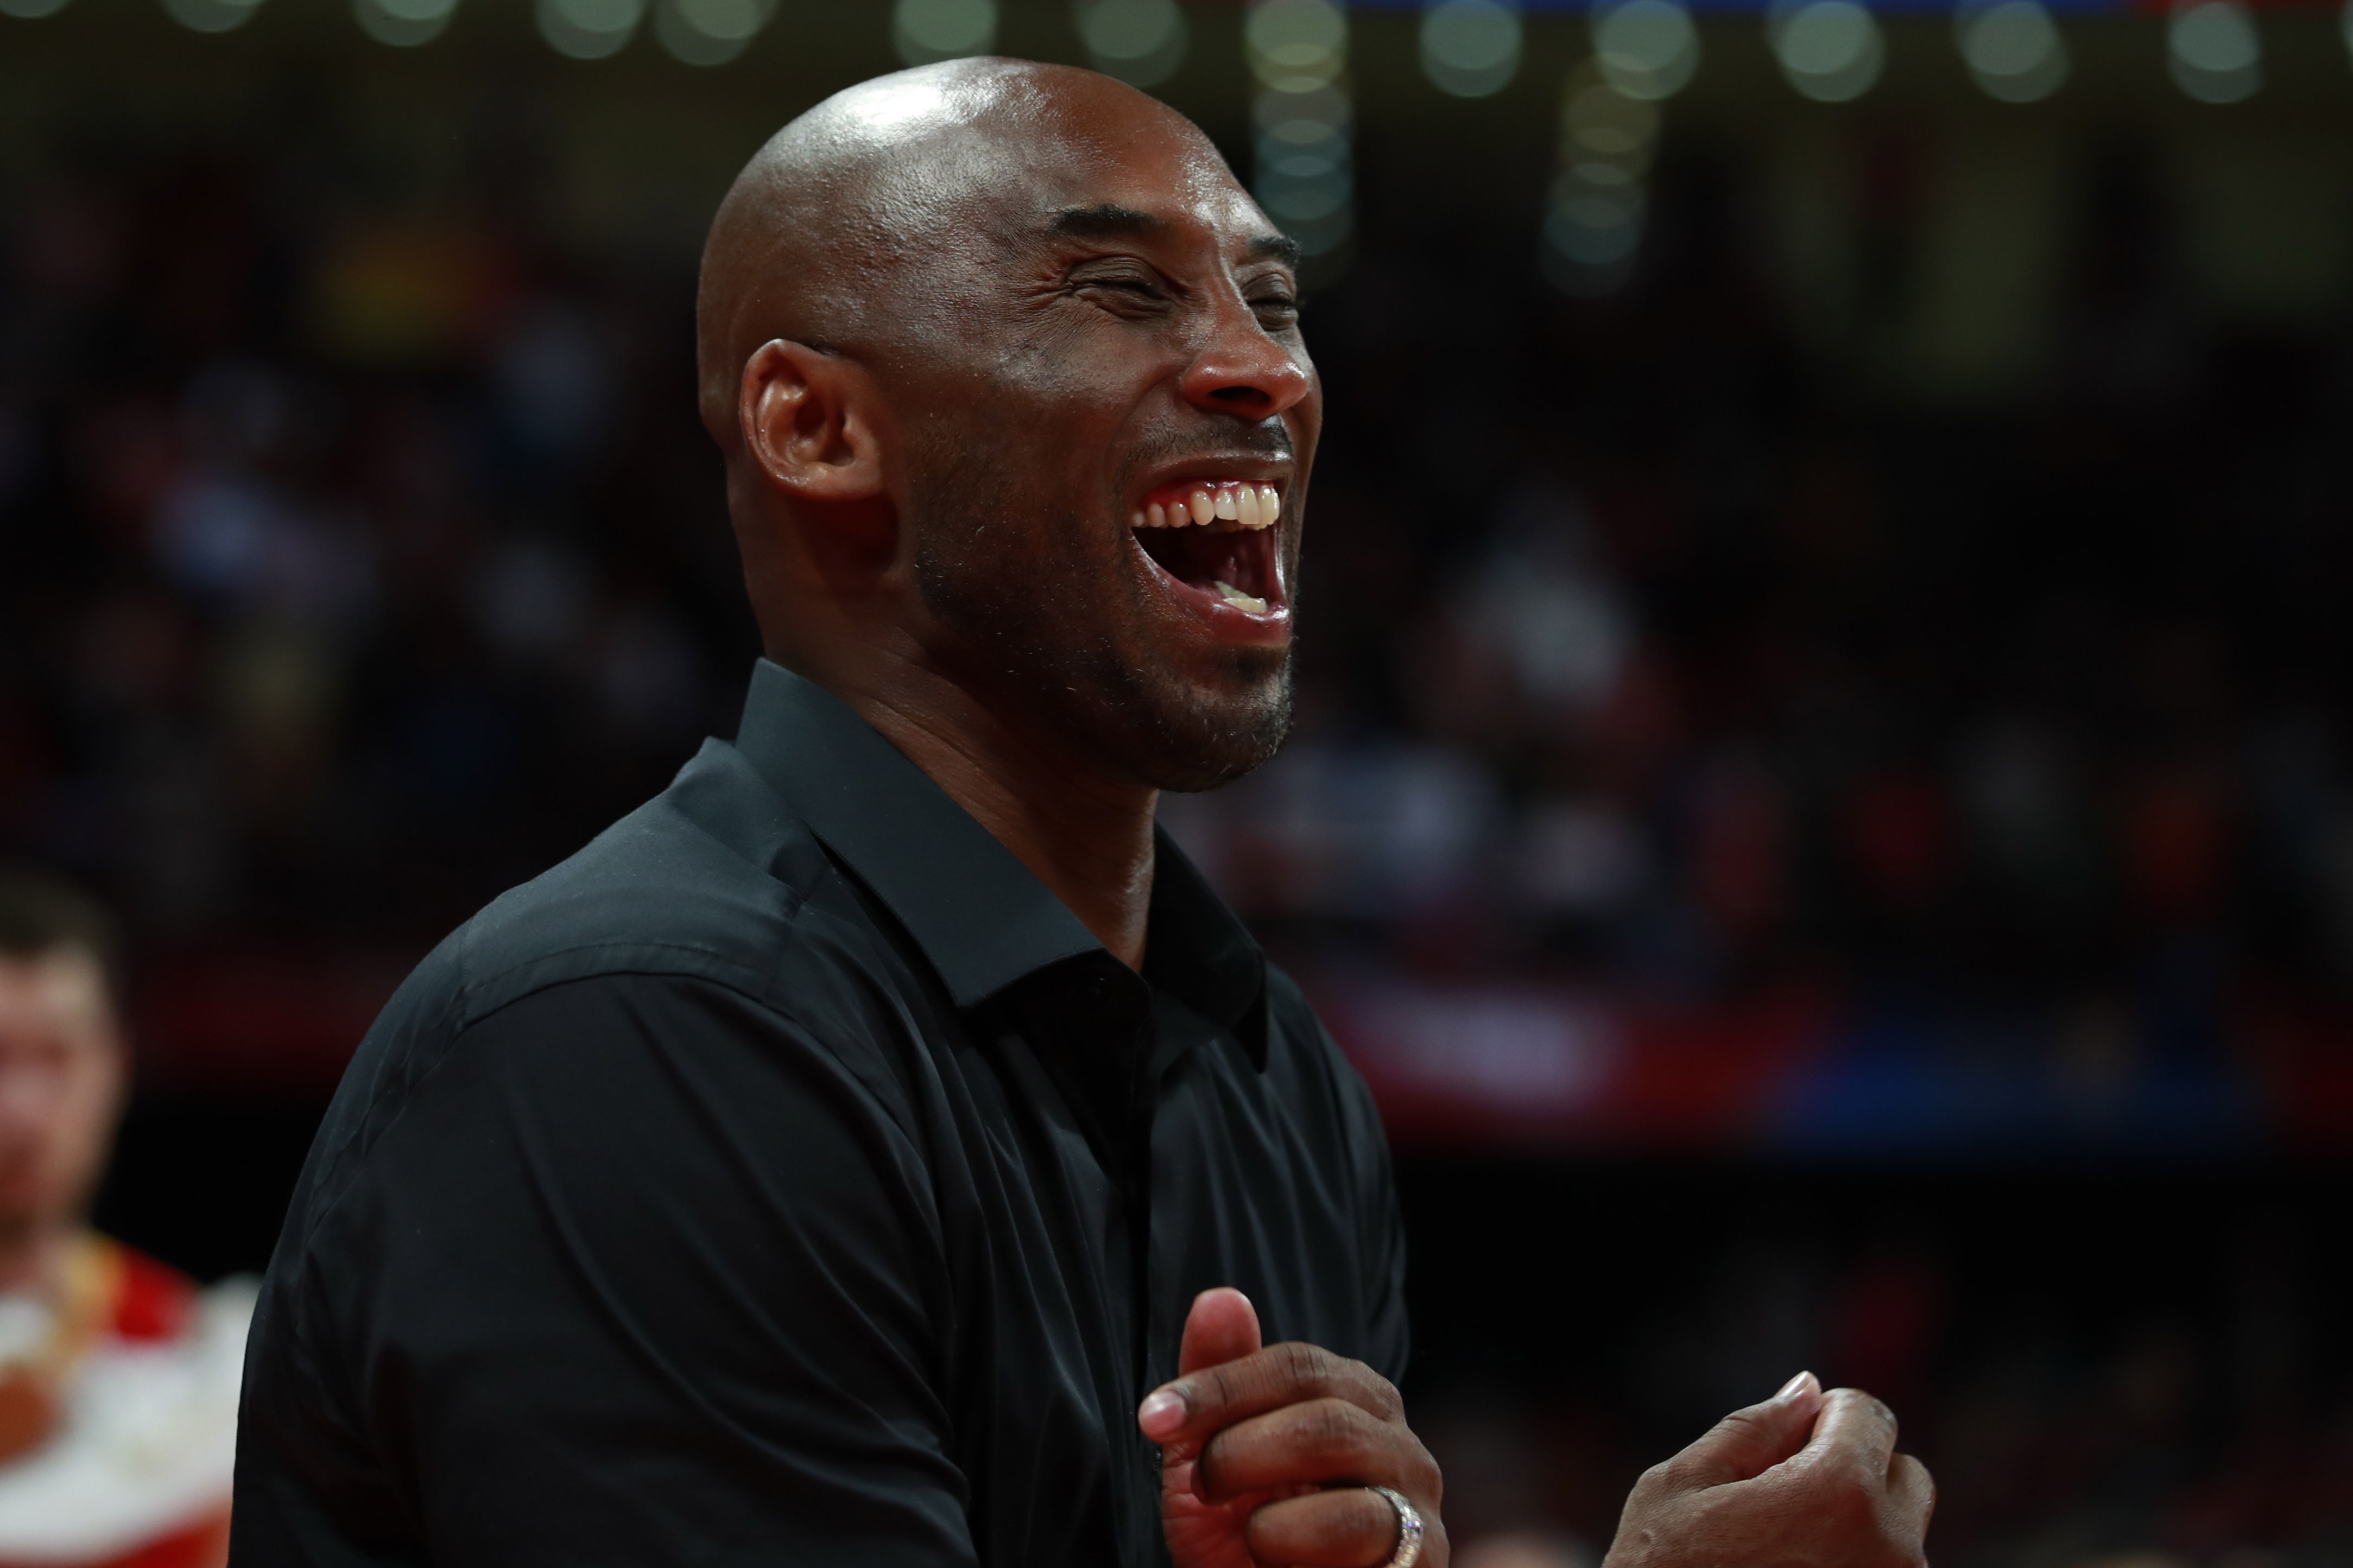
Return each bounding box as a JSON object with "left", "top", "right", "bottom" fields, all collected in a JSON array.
[{"left": 0, "top": 0, "right": 2349, "bottom": 1563}]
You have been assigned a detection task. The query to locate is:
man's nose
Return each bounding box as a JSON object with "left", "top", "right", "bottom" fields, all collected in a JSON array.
[{"left": 1176, "top": 316, "right": 1312, "bottom": 423}]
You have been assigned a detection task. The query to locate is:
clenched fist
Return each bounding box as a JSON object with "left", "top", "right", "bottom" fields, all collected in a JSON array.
[
  {"left": 1140, "top": 1287, "right": 1447, "bottom": 1568},
  {"left": 1604, "top": 1373, "right": 1934, "bottom": 1568}
]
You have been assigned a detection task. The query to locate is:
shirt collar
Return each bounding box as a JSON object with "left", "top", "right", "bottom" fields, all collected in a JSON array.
[
  {"left": 1144, "top": 824, "right": 1269, "bottom": 1067},
  {"left": 731, "top": 660, "right": 1267, "bottom": 1061}
]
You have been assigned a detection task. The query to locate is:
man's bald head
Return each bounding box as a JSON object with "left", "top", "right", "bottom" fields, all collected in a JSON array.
[
  {"left": 695, "top": 58, "right": 1224, "bottom": 449},
  {"left": 697, "top": 59, "right": 1318, "bottom": 795}
]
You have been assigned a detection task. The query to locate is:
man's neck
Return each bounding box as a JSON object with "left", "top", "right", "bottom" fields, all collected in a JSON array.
[{"left": 823, "top": 661, "right": 1159, "bottom": 972}]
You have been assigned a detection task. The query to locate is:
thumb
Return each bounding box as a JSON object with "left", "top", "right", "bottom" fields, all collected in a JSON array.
[
  {"left": 1177, "top": 1287, "right": 1261, "bottom": 1376},
  {"left": 1144, "top": 1289, "right": 1262, "bottom": 1463},
  {"left": 1663, "top": 1372, "right": 1824, "bottom": 1490}
]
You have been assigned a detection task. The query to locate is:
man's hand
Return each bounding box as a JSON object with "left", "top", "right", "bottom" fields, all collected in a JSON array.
[
  {"left": 1139, "top": 1287, "right": 1447, "bottom": 1568},
  {"left": 1603, "top": 1373, "right": 1934, "bottom": 1568}
]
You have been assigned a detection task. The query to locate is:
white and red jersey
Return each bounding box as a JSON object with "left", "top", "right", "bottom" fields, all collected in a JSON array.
[{"left": 0, "top": 1238, "right": 248, "bottom": 1568}]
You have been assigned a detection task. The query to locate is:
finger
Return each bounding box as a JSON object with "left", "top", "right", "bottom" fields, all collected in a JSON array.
[
  {"left": 1244, "top": 1487, "right": 1409, "bottom": 1568},
  {"left": 1888, "top": 1451, "right": 1935, "bottom": 1537},
  {"left": 1180, "top": 1288, "right": 1263, "bottom": 1377},
  {"left": 1196, "top": 1398, "right": 1434, "bottom": 1502},
  {"left": 1797, "top": 1387, "right": 1901, "bottom": 1486},
  {"left": 1655, "top": 1370, "right": 1824, "bottom": 1490},
  {"left": 1141, "top": 1341, "right": 1403, "bottom": 1446},
  {"left": 1142, "top": 1290, "right": 1267, "bottom": 1446}
]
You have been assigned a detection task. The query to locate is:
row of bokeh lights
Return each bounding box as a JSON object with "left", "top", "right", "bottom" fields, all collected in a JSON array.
[
  {"left": 0, "top": 0, "right": 2312, "bottom": 107},
  {"left": 0, "top": 0, "right": 2330, "bottom": 283},
  {"left": 0, "top": 0, "right": 786, "bottom": 56},
  {"left": 1420, "top": 0, "right": 2289, "bottom": 111}
]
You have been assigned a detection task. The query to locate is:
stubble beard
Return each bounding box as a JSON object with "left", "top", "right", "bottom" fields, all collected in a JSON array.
[{"left": 907, "top": 446, "right": 1294, "bottom": 794}]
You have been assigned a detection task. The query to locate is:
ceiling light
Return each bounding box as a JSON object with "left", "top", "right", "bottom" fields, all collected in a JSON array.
[
  {"left": 1564, "top": 80, "right": 1660, "bottom": 170},
  {"left": 1956, "top": 0, "right": 2067, "bottom": 101},
  {"left": 538, "top": 0, "right": 641, "bottom": 58},
  {"left": 1421, "top": 0, "right": 1523, "bottom": 100},
  {"left": 355, "top": 0, "right": 457, "bottom": 46},
  {"left": 894, "top": 0, "right": 995, "bottom": 65},
  {"left": 1247, "top": 0, "right": 1348, "bottom": 92},
  {"left": 2168, "top": 0, "right": 2260, "bottom": 103},
  {"left": 1074, "top": 0, "right": 1187, "bottom": 88},
  {"left": 656, "top": 0, "right": 772, "bottom": 64},
  {"left": 1770, "top": 0, "right": 1885, "bottom": 103},
  {"left": 163, "top": 0, "right": 264, "bottom": 31},
  {"left": 1592, "top": 0, "right": 1699, "bottom": 101}
]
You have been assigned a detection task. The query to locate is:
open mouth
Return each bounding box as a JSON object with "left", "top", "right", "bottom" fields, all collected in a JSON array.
[{"left": 1128, "top": 478, "right": 1286, "bottom": 625}]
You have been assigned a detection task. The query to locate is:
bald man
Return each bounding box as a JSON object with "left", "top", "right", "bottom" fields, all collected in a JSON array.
[{"left": 232, "top": 61, "right": 1932, "bottom": 1568}]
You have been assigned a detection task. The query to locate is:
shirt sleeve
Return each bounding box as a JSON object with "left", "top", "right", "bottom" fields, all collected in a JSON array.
[{"left": 233, "top": 972, "right": 975, "bottom": 1568}]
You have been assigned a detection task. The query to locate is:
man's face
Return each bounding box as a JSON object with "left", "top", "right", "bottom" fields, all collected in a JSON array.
[
  {"left": 880, "top": 96, "right": 1321, "bottom": 792},
  {"left": 0, "top": 950, "right": 122, "bottom": 1246}
]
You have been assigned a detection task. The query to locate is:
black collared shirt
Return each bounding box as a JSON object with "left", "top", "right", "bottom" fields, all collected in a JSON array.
[{"left": 231, "top": 661, "right": 1408, "bottom": 1568}]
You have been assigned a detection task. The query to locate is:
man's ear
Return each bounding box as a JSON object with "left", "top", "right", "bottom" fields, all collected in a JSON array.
[{"left": 739, "top": 339, "right": 889, "bottom": 503}]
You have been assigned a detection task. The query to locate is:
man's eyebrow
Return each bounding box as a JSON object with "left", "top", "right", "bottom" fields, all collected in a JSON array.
[
  {"left": 1048, "top": 203, "right": 1168, "bottom": 240},
  {"left": 1247, "top": 233, "right": 1303, "bottom": 269}
]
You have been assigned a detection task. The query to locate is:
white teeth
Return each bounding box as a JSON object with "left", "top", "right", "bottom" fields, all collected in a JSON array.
[
  {"left": 1214, "top": 580, "right": 1269, "bottom": 614},
  {"left": 1138, "top": 483, "right": 1281, "bottom": 529}
]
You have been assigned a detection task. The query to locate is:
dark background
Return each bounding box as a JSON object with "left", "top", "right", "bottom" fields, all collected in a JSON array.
[{"left": 4, "top": 1, "right": 2351, "bottom": 1563}]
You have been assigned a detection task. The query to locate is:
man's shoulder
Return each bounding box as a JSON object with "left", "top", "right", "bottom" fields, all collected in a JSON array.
[
  {"left": 1261, "top": 962, "right": 1320, "bottom": 1034},
  {"left": 403, "top": 735, "right": 891, "bottom": 1026},
  {"left": 1261, "top": 961, "right": 1341, "bottom": 1067},
  {"left": 1257, "top": 962, "right": 1384, "bottom": 1131},
  {"left": 288, "top": 739, "right": 911, "bottom": 1234},
  {"left": 339, "top": 738, "right": 894, "bottom": 1120},
  {"left": 434, "top": 739, "right": 828, "bottom": 1024}
]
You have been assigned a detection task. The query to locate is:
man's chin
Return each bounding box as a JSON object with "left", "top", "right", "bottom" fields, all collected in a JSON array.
[
  {"left": 1103, "top": 665, "right": 1293, "bottom": 795},
  {"left": 912, "top": 548, "right": 1292, "bottom": 791}
]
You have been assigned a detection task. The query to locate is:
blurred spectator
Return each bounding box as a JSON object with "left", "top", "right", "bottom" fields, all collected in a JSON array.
[{"left": 0, "top": 871, "right": 244, "bottom": 1568}]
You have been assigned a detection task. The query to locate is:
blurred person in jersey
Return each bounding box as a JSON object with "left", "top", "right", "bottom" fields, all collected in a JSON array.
[{"left": 0, "top": 869, "right": 249, "bottom": 1568}]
